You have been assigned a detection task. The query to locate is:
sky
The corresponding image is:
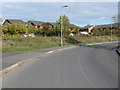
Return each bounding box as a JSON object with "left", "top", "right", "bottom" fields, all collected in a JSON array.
[{"left": 1, "top": 1, "right": 119, "bottom": 26}]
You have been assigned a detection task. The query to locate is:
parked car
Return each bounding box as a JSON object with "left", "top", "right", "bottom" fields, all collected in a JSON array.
[{"left": 116, "top": 46, "right": 120, "bottom": 55}]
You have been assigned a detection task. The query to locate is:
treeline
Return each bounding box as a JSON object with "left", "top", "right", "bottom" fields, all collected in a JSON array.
[
  {"left": 1, "top": 23, "right": 71, "bottom": 37},
  {"left": 92, "top": 27, "right": 120, "bottom": 36}
]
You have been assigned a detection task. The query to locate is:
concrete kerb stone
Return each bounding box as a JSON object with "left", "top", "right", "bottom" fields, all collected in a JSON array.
[
  {"left": 44, "top": 46, "right": 76, "bottom": 54},
  {"left": 1, "top": 60, "right": 26, "bottom": 75},
  {"left": 86, "top": 41, "right": 119, "bottom": 45},
  {"left": 1, "top": 45, "right": 76, "bottom": 75}
]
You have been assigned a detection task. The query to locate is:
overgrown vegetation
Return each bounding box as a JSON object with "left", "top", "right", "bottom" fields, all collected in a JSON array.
[
  {"left": 2, "top": 24, "right": 28, "bottom": 36},
  {"left": 92, "top": 28, "right": 111, "bottom": 36},
  {"left": 2, "top": 36, "right": 118, "bottom": 52}
]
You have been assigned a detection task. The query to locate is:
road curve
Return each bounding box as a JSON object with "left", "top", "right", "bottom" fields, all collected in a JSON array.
[{"left": 2, "top": 43, "right": 118, "bottom": 88}]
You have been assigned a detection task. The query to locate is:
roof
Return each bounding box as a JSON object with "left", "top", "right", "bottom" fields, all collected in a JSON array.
[
  {"left": 69, "top": 24, "right": 78, "bottom": 28},
  {"left": 4, "top": 19, "right": 27, "bottom": 25},
  {"left": 80, "top": 26, "right": 93, "bottom": 30},
  {"left": 42, "top": 22, "right": 54, "bottom": 27},
  {"left": 94, "top": 23, "right": 118, "bottom": 29},
  {"left": 50, "top": 22, "right": 57, "bottom": 26},
  {"left": 28, "top": 20, "right": 43, "bottom": 26},
  {"left": 94, "top": 24, "right": 111, "bottom": 29}
]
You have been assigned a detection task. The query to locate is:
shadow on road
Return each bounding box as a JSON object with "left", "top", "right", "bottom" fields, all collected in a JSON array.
[{"left": 65, "top": 36, "right": 85, "bottom": 47}]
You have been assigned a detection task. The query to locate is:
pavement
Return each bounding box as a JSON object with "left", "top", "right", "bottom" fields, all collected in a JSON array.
[{"left": 2, "top": 42, "right": 119, "bottom": 88}]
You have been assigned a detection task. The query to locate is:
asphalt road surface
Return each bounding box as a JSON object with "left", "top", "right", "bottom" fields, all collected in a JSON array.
[{"left": 2, "top": 42, "right": 119, "bottom": 88}]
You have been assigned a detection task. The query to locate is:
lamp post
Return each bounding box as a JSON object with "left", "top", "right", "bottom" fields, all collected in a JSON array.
[
  {"left": 60, "top": 5, "right": 68, "bottom": 46},
  {"left": 110, "top": 17, "right": 115, "bottom": 41}
]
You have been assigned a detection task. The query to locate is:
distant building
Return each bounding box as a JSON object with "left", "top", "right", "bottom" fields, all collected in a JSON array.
[
  {"left": 3, "top": 19, "right": 27, "bottom": 26},
  {"left": 78, "top": 26, "right": 94, "bottom": 36},
  {"left": 94, "top": 24, "right": 117, "bottom": 30},
  {"left": 42, "top": 22, "right": 54, "bottom": 28},
  {"left": 28, "top": 20, "right": 54, "bottom": 29},
  {"left": 79, "top": 26, "right": 94, "bottom": 33},
  {"left": 28, "top": 20, "right": 44, "bottom": 28}
]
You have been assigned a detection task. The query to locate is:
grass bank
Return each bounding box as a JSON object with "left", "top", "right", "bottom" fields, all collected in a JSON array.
[{"left": 2, "top": 36, "right": 118, "bottom": 52}]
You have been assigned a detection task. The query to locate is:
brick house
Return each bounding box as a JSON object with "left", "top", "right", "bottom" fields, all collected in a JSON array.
[
  {"left": 28, "top": 20, "right": 44, "bottom": 28},
  {"left": 28, "top": 21, "right": 54, "bottom": 29},
  {"left": 3, "top": 19, "right": 27, "bottom": 26},
  {"left": 79, "top": 26, "right": 94, "bottom": 34},
  {"left": 42, "top": 22, "right": 54, "bottom": 28},
  {"left": 69, "top": 24, "right": 78, "bottom": 31}
]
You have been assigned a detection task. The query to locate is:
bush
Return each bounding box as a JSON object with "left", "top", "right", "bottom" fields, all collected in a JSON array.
[
  {"left": 104, "top": 29, "right": 111, "bottom": 35},
  {"left": 34, "top": 29, "right": 43, "bottom": 36},
  {"left": 93, "top": 28, "right": 111, "bottom": 36},
  {"left": 63, "top": 30, "right": 71, "bottom": 36},
  {"left": 93, "top": 29, "right": 101, "bottom": 36},
  {"left": 46, "top": 29, "right": 56, "bottom": 36},
  {"left": 27, "top": 26, "right": 36, "bottom": 33},
  {"left": 2, "top": 24, "right": 28, "bottom": 36}
]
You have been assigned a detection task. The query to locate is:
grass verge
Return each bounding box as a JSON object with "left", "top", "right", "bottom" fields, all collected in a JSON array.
[{"left": 2, "top": 35, "right": 118, "bottom": 52}]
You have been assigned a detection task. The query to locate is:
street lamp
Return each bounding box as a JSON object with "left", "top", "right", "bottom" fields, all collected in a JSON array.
[
  {"left": 110, "top": 17, "right": 115, "bottom": 41},
  {"left": 60, "top": 5, "right": 68, "bottom": 46}
]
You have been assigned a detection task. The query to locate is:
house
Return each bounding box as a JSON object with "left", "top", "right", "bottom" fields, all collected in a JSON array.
[
  {"left": 28, "top": 20, "right": 44, "bottom": 28},
  {"left": 49, "top": 22, "right": 57, "bottom": 27},
  {"left": 3, "top": 19, "right": 27, "bottom": 26},
  {"left": 28, "top": 21, "right": 54, "bottom": 29},
  {"left": 79, "top": 25, "right": 94, "bottom": 36},
  {"left": 68, "top": 24, "right": 80, "bottom": 34},
  {"left": 69, "top": 24, "right": 77, "bottom": 30},
  {"left": 42, "top": 22, "right": 54, "bottom": 28}
]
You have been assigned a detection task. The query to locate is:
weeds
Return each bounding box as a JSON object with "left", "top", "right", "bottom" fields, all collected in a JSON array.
[{"left": 2, "top": 36, "right": 118, "bottom": 52}]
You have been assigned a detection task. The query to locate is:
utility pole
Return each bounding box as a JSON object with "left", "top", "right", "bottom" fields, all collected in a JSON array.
[
  {"left": 110, "top": 17, "right": 115, "bottom": 41},
  {"left": 60, "top": 5, "right": 68, "bottom": 46}
]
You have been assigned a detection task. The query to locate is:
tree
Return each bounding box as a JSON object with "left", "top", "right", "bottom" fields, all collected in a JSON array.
[
  {"left": 72, "top": 26, "right": 79, "bottom": 34},
  {"left": 56, "top": 15, "right": 70, "bottom": 31},
  {"left": 86, "top": 24, "right": 91, "bottom": 26},
  {"left": 2, "top": 24, "right": 28, "bottom": 36}
]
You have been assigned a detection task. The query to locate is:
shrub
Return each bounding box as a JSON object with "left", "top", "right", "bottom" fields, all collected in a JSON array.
[
  {"left": 93, "top": 28, "right": 111, "bottom": 36},
  {"left": 27, "top": 26, "right": 36, "bottom": 33},
  {"left": 104, "top": 29, "right": 111, "bottom": 35},
  {"left": 46, "top": 29, "right": 56, "bottom": 36},
  {"left": 2, "top": 24, "right": 28, "bottom": 36},
  {"left": 63, "top": 30, "right": 71, "bottom": 36}
]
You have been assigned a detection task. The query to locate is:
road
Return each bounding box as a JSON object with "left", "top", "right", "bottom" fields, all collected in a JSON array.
[{"left": 2, "top": 42, "right": 119, "bottom": 88}]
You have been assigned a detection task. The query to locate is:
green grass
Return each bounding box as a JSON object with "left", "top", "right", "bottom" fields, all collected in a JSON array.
[
  {"left": 73, "top": 35, "right": 118, "bottom": 44},
  {"left": 2, "top": 37, "right": 64, "bottom": 52},
  {"left": 2, "top": 35, "right": 118, "bottom": 52}
]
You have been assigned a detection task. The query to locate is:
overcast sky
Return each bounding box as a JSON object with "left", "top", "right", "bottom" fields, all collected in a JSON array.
[{"left": 2, "top": 2, "right": 118, "bottom": 26}]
